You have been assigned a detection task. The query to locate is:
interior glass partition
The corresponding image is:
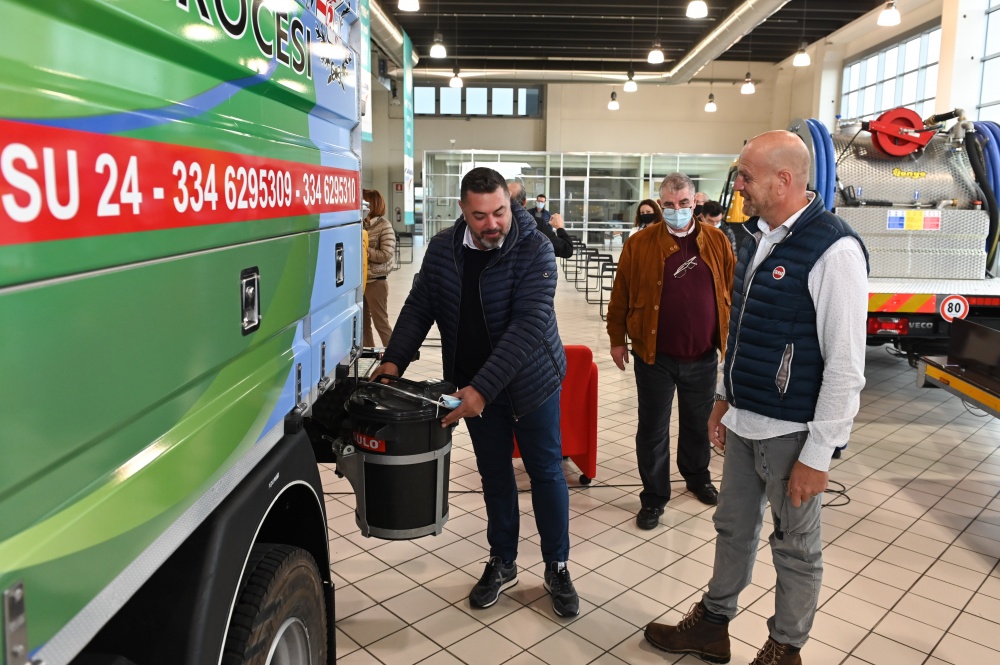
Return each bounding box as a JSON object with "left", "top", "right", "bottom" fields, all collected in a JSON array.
[{"left": 423, "top": 150, "right": 737, "bottom": 244}]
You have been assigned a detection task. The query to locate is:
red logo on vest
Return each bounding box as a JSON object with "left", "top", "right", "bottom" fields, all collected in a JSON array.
[{"left": 772, "top": 266, "right": 786, "bottom": 280}]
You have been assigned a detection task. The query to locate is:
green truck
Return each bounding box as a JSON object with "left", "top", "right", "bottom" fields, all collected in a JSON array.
[{"left": 1, "top": 1, "right": 364, "bottom": 663}]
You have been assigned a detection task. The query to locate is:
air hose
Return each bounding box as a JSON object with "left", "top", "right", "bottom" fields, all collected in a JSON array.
[
  {"left": 806, "top": 119, "right": 836, "bottom": 210},
  {"left": 965, "top": 129, "right": 1000, "bottom": 271}
]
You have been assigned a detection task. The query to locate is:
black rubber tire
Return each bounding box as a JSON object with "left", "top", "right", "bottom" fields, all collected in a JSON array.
[{"left": 221, "top": 544, "right": 327, "bottom": 665}]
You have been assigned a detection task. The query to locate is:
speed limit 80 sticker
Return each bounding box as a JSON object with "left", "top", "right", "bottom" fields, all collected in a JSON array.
[
  {"left": 939, "top": 294, "right": 970, "bottom": 323},
  {"left": 0, "top": 119, "right": 359, "bottom": 247}
]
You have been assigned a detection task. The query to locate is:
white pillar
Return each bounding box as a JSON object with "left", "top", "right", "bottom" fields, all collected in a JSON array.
[{"left": 937, "top": 0, "right": 989, "bottom": 116}]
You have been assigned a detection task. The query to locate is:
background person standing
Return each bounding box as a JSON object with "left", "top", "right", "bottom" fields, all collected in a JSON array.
[{"left": 362, "top": 188, "right": 396, "bottom": 347}]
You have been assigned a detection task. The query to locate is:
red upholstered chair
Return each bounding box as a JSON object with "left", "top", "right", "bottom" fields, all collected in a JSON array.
[{"left": 513, "top": 344, "right": 598, "bottom": 484}]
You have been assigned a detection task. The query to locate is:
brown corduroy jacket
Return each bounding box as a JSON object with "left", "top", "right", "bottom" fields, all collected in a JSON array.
[{"left": 606, "top": 221, "right": 736, "bottom": 365}]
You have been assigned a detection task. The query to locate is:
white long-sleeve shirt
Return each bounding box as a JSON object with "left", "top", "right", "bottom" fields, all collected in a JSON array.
[{"left": 720, "top": 195, "right": 868, "bottom": 472}]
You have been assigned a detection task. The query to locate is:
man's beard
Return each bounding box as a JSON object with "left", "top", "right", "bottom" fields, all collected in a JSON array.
[{"left": 473, "top": 227, "right": 507, "bottom": 249}]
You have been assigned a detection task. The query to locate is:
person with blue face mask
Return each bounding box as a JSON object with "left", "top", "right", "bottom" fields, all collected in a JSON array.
[
  {"left": 606, "top": 172, "right": 736, "bottom": 529},
  {"left": 531, "top": 194, "right": 551, "bottom": 226}
]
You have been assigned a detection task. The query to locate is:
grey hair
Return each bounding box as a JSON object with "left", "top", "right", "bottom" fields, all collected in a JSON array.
[
  {"left": 506, "top": 179, "right": 527, "bottom": 206},
  {"left": 658, "top": 172, "right": 695, "bottom": 197}
]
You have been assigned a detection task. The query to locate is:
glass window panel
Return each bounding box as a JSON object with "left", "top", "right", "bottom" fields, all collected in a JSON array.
[
  {"left": 922, "top": 98, "right": 936, "bottom": 117},
  {"left": 927, "top": 28, "right": 942, "bottom": 63},
  {"left": 881, "top": 77, "right": 897, "bottom": 111},
  {"left": 523, "top": 88, "right": 540, "bottom": 116},
  {"left": 862, "top": 85, "right": 876, "bottom": 116},
  {"left": 904, "top": 38, "right": 921, "bottom": 72},
  {"left": 979, "top": 103, "right": 1000, "bottom": 122},
  {"left": 987, "top": 12, "right": 1000, "bottom": 57},
  {"left": 982, "top": 57, "right": 1000, "bottom": 106},
  {"left": 440, "top": 87, "right": 461, "bottom": 114},
  {"left": 518, "top": 88, "right": 527, "bottom": 115},
  {"left": 901, "top": 72, "right": 918, "bottom": 105},
  {"left": 993, "top": 0, "right": 1000, "bottom": 9},
  {"left": 492, "top": 87, "right": 513, "bottom": 115},
  {"left": 466, "top": 88, "right": 487, "bottom": 114},
  {"left": 848, "top": 90, "right": 859, "bottom": 118},
  {"left": 840, "top": 94, "right": 849, "bottom": 118},
  {"left": 865, "top": 56, "right": 879, "bottom": 86},
  {"left": 924, "top": 64, "right": 938, "bottom": 99},
  {"left": 849, "top": 62, "right": 861, "bottom": 90},
  {"left": 414, "top": 86, "right": 435, "bottom": 114},
  {"left": 883, "top": 47, "right": 899, "bottom": 80},
  {"left": 841, "top": 67, "right": 851, "bottom": 95}
]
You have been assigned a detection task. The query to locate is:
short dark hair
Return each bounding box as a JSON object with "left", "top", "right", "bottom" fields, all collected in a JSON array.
[
  {"left": 461, "top": 167, "right": 509, "bottom": 201},
  {"left": 536, "top": 194, "right": 546, "bottom": 199},
  {"left": 702, "top": 200, "right": 724, "bottom": 218}
]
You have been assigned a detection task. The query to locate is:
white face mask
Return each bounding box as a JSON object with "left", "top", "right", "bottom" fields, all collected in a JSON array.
[{"left": 536, "top": 201, "right": 546, "bottom": 210}]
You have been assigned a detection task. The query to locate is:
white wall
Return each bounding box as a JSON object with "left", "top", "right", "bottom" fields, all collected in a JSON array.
[{"left": 546, "top": 60, "right": 775, "bottom": 155}]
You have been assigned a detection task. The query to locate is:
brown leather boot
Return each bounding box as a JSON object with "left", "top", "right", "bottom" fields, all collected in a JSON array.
[
  {"left": 750, "top": 637, "right": 802, "bottom": 665},
  {"left": 643, "top": 602, "right": 731, "bottom": 664}
]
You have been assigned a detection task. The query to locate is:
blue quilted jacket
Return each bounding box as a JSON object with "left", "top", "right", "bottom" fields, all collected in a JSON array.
[{"left": 382, "top": 203, "right": 567, "bottom": 418}]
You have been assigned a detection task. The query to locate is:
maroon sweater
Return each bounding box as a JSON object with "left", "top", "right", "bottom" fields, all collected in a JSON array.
[{"left": 656, "top": 228, "right": 719, "bottom": 361}]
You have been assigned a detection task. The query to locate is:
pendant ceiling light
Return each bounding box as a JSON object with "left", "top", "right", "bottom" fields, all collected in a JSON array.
[
  {"left": 877, "top": 1, "right": 901, "bottom": 27},
  {"left": 741, "top": 73, "right": 756, "bottom": 95},
  {"left": 686, "top": 1, "right": 708, "bottom": 19},
  {"left": 793, "top": 42, "right": 811, "bottom": 67},
  {"left": 647, "top": 41, "right": 664, "bottom": 64},
  {"left": 449, "top": 66, "right": 463, "bottom": 88},
  {"left": 624, "top": 70, "right": 637, "bottom": 93},
  {"left": 624, "top": 19, "right": 637, "bottom": 92},
  {"left": 608, "top": 91, "right": 619, "bottom": 110},
  {"left": 430, "top": 32, "right": 447, "bottom": 58},
  {"left": 705, "top": 93, "right": 717, "bottom": 113},
  {"left": 648, "top": 1, "right": 664, "bottom": 64},
  {"left": 398, "top": 0, "right": 419, "bottom": 11},
  {"left": 792, "top": 1, "right": 810, "bottom": 67},
  {"left": 429, "top": 1, "right": 446, "bottom": 58}
]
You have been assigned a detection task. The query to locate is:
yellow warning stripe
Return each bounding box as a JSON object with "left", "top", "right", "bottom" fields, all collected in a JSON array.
[
  {"left": 925, "top": 365, "right": 1000, "bottom": 414},
  {"left": 868, "top": 293, "right": 936, "bottom": 313}
]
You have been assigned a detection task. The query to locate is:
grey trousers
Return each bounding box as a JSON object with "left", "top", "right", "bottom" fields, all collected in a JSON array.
[{"left": 702, "top": 430, "right": 823, "bottom": 648}]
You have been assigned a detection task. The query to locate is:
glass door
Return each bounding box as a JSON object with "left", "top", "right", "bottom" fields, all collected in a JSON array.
[{"left": 560, "top": 177, "right": 589, "bottom": 243}]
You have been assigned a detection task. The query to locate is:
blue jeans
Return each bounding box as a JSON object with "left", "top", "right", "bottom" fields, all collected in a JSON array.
[
  {"left": 464, "top": 389, "right": 570, "bottom": 565},
  {"left": 632, "top": 350, "right": 716, "bottom": 508},
  {"left": 703, "top": 430, "right": 823, "bottom": 648}
]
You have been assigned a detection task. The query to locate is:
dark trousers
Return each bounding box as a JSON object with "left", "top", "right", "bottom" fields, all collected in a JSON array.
[
  {"left": 632, "top": 350, "right": 717, "bottom": 509},
  {"left": 465, "top": 390, "right": 570, "bottom": 565}
]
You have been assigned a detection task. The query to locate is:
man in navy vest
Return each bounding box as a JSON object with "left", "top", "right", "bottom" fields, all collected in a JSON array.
[{"left": 644, "top": 131, "right": 869, "bottom": 665}]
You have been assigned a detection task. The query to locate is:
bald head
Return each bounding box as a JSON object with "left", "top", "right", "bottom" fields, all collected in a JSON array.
[
  {"left": 735, "top": 130, "right": 812, "bottom": 227},
  {"left": 507, "top": 180, "right": 527, "bottom": 207},
  {"left": 744, "top": 130, "right": 811, "bottom": 188}
]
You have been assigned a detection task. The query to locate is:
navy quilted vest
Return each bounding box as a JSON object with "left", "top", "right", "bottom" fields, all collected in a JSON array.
[{"left": 723, "top": 194, "right": 869, "bottom": 422}]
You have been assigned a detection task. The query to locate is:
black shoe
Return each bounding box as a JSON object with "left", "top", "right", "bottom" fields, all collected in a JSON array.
[
  {"left": 544, "top": 562, "right": 580, "bottom": 617},
  {"left": 688, "top": 483, "right": 719, "bottom": 506},
  {"left": 636, "top": 506, "right": 664, "bottom": 530},
  {"left": 468, "top": 557, "right": 517, "bottom": 609}
]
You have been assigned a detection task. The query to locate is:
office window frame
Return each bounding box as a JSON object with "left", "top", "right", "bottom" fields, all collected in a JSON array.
[
  {"left": 412, "top": 85, "right": 543, "bottom": 118},
  {"left": 840, "top": 25, "right": 941, "bottom": 122},
  {"left": 979, "top": 0, "right": 1000, "bottom": 120}
]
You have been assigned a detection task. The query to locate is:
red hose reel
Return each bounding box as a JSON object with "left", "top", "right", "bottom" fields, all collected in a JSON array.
[{"left": 867, "top": 107, "right": 933, "bottom": 156}]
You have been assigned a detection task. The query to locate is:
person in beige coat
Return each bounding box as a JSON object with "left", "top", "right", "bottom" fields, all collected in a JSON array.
[{"left": 362, "top": 188, "right": 396, "bottom": 347}]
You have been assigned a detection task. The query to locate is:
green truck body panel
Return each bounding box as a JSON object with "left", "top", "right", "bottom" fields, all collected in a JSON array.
[{"left": 1, "top": 0, "right": 363, "bottom": 660}]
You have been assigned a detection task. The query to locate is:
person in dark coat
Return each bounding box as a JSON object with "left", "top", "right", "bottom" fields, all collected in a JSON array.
[
  {"left": 509, "top": 181, "right": 573, "bottom": 258},
  {"left": 372, "top": 167, "right": 579, "bottom": 618}
]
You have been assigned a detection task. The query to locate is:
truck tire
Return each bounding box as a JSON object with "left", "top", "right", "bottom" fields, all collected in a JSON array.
[{"left": 222, "top": 544, "right": 328, "bottom": 665}]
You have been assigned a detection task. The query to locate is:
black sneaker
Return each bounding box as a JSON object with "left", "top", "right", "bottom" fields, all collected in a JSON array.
[
  {"left": 469, "top": 557, "right": 517, "bottom": 609},
  {"left": 544, "top": 562, "right": 580, "bottom": 617}
]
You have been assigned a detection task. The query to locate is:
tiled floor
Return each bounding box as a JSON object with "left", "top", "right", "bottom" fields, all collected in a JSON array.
[{"left": 326, "top": 242, "right": 1000, "bottom": 665}]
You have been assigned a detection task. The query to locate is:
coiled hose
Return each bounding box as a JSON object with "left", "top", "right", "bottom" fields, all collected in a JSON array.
[{"left": 965, "top": 129, "right": 1000, "bottom": 271}]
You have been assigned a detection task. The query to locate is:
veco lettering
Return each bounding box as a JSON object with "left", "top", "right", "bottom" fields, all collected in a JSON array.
[{"left": 0, "top": 119, "right": 359, "bottom": 246}]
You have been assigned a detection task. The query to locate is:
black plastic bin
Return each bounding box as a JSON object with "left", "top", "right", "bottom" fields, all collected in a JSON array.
[{"left": 339, "top": 376, "right": 455, "bottom": 540}]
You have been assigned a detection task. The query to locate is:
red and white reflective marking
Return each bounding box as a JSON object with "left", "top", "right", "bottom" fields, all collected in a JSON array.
[{"left": 0, "top": 119, "right": 359, "bottom": 246}]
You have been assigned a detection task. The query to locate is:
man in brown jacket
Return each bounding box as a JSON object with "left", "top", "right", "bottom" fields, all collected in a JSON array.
[{"left": 606, "top": 172, "right": 735, "bottom": 529}]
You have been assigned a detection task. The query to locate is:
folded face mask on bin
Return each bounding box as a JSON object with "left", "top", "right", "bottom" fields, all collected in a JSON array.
[{"left": 439, "top": 395, "right": 462, "bottom": 409}]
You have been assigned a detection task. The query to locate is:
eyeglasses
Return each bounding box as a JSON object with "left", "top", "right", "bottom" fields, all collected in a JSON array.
[{"left": 674, "top": 256, "right": 699, "bottom": 278}]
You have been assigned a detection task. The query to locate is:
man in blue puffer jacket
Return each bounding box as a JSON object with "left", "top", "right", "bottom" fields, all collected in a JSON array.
[{"left": 372, "top": 167, "right": 578, "bottom": 617}]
